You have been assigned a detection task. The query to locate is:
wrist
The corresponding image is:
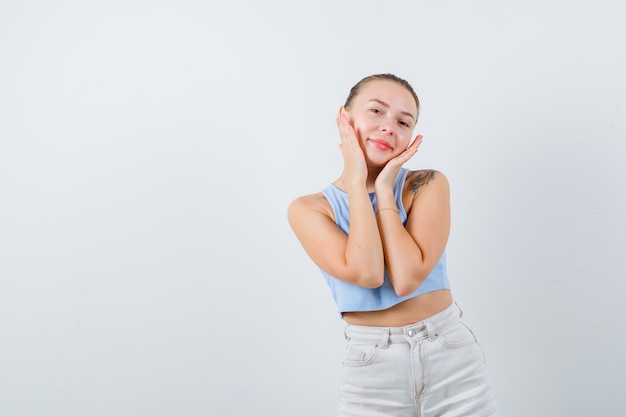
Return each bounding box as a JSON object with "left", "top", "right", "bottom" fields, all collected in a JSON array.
[
  {"left": 376, "top": 207, "right": 399, "bottom": 215},
  {"left": 374, "top": 187, "right": 394, "bottom": 202}
]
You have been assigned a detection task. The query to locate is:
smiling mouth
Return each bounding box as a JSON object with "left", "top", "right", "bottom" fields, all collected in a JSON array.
[{"left": 369, "top": 139, "right": 392, "bottom": 150}]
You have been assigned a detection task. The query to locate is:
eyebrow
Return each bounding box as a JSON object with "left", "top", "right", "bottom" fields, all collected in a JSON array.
[{"left": 368, "top": 99, "right": 416, "bottom": 121}]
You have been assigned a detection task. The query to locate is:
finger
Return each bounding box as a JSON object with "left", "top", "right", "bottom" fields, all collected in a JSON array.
[
  {"left": 336, "top": 111, "right": 350, "bottom": 135},
  {"left": 336, "top": 113, "right": 351, "bottom": 145},
  {"left": 391, "top": 137, "right": 422, "bottom": 166},
  {"left": 339, "top": 116, "right": 358, "bottom": 148},
  {"left": 407, "top": 135, "right": 423, "bottom": 150}
]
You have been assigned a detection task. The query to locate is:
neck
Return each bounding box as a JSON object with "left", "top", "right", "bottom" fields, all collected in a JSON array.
[{"left": 336, "top": 166, "right": 385, "bottom": 193}]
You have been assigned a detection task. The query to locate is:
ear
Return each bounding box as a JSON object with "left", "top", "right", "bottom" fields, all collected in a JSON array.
[{"left": 340, "top": 106, "right": 353, "bottom": 123}]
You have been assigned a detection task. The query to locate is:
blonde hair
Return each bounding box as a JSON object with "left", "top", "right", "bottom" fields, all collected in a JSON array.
[{"left": 343, "top": 73, "right": 420, "bottom": 119}]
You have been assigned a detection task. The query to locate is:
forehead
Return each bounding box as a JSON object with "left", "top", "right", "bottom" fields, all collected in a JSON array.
[{"left": 355, "top": 80, "right": 417, "bottom": 115}]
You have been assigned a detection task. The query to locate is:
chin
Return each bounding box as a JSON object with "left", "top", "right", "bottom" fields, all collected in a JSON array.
[
  {"left": 366, "top": 151, "right": 400, "bottom": 165},
  {"left": 365, "top": 156, "right": 394, "bottom": 168}
]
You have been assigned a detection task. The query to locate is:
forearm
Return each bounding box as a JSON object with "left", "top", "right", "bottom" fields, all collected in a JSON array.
[
  {"left": 375, "top": 189, "right": 427, "bottom": 296},
  {"left": 345, "top": 186, "right": 385, "bottom": 287}
]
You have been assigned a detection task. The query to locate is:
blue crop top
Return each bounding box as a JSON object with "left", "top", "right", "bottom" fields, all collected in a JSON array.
[{"left": 320, "top": 168, "right": 451, "bottom": 315}]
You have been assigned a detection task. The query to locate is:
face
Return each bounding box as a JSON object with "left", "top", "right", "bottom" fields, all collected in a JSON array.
[{"left": 345, "top": 80, "right": 418, "bottom": 167}]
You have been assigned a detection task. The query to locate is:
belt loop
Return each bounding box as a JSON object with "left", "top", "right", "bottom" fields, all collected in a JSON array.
[
  {"left": 344, "top": 325, "right": 350, "bottom": 341},
  {"left": 378, "top": 328, "right": 390, "bottom": 349},
  {"left": 425, "top": 320, "right": 436, "bottom": 341}
]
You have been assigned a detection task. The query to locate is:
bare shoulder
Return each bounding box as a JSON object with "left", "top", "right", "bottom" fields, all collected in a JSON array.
[
  {"left": 403, "top": 170, "right": 450, "bottom": 212},
  {"left": 288, "top": 192, "right": 334, "bottom": 225},
  {"left": 405, "top": 169, "right": 449, "bottom": 195}
]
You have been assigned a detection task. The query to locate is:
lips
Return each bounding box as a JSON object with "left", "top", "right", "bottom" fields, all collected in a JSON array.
[{"left": 369, "top": 138, "right": 392, "bottom": 151}]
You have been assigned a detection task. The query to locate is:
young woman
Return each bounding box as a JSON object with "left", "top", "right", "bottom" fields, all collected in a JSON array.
[{"left": 288, "top": 73, "right": 499, "bottom": 417}]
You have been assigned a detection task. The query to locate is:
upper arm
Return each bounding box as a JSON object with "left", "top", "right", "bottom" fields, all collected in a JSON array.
[
  {"left": 404, "top": 170, "right": 451, "bottom": 271},
  {"left": 287, "top": 195, "right": 355, "bottom": 283}
]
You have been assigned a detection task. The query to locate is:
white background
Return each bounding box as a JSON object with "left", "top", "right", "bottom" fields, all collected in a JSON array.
[{"left": 1, "top": 1, "right": 625, "bottom": 416}]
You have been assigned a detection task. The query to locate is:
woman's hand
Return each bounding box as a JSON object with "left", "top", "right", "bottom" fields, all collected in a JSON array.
[
  {"left": 375, "top": 135, "right": 423, "bottom": 191},
  {"left": 337, "top": 107, "right": 367, "bottom": 188}
]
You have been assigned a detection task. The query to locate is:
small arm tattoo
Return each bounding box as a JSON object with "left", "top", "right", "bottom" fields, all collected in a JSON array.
[{"left": 407, "top": 170, "right": 436, "bottom": 195}]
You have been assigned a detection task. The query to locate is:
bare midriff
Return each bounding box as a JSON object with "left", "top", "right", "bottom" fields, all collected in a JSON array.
[{"left": 342, "top": 289, "right": 453, "bottom": 327}]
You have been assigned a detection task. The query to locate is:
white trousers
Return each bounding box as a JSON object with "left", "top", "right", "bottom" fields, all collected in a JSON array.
[{"left": 339, "top": 302, "right": 499, "bottom": 417}]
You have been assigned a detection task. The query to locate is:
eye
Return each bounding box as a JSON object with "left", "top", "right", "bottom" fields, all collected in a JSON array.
[
  {"left": 370, "top": 108, "right": 383, "bottom": 115},
  {"left": 399, "top": 121, "right": 410, "bottom": 128}
]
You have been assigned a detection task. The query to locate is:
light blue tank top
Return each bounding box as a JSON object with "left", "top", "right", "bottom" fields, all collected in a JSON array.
[{"left": 321, "top": 168, "right": 451, "bottom": 315}]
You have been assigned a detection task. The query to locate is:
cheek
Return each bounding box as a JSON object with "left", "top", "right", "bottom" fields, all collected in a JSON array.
[
  {"left": 398, "top": 134, "right": 413, "bottom": 149},
  {"left": 352, "top": 123, "right": 367, "bottom": 142}
]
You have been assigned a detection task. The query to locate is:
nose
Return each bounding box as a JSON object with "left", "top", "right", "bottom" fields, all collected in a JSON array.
[{"left": 379, "top": 121, "right": 394, "bottom": 135}]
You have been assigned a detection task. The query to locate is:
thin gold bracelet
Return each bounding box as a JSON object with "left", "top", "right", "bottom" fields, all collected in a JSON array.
[{"left": 376, "top": 207, "right": 399, "bottom": 214}]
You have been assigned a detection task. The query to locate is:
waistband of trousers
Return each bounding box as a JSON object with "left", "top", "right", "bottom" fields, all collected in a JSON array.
[{"left": 344, "top": 301, "right": 462, "bottom": 346}]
